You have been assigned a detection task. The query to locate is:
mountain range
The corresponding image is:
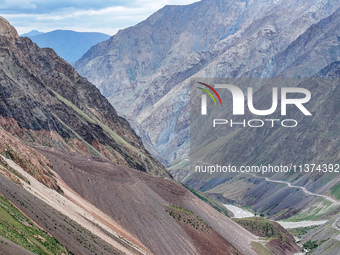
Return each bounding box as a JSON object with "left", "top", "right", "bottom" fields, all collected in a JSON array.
[
  {"left": 21, "top": 30, "right": 44, "bottom": 37},
  {"left": 0, "top": 15, "right": 305, "bottom": 255},
  {"left": 24, "top": 30, "right": 110, "bottom": 63},
  {"left": 0, "top": 0, "right": 340, "bottom": 253}
]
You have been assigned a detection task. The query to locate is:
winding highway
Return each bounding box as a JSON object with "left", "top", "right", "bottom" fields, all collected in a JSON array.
[
  {"left": 194, "top": 160, "right": 339, "bottom": 205},
  {"left": 193, "top": 160, "right": 340, "bottom": 239},
  {"left": 246, "top": 173, "right": 340, "bottom": 205},
  {"left": 244, "top": 172, "right": 340, "bottom": 239},
  {"left": 242, "top": 172, "right": 340, "bottom": 238}
]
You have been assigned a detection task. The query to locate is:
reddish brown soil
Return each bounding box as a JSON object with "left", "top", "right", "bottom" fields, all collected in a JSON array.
[{"left": 33, "top": 145, "right": 258, "bottom": 255}]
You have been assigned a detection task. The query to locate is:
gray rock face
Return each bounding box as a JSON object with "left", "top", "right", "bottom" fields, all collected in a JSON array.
[
  {"left": 74, "top": 0, "right": 340, "bottom": 166},
  {"left": 0, "top": 16, "right": 19, "bottom": 42}
]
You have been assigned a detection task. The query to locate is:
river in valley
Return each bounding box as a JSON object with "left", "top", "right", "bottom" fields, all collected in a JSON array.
[{"left": 223, "top": 204, "right": 327, "bottom": 229}]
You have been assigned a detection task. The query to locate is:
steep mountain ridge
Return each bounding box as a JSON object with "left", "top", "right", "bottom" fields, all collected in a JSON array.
[{"left": 0, "top": 19, "right": 168, "bottom": 177}]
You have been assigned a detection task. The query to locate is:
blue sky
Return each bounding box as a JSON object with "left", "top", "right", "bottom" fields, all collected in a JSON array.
[{"left": 0, "top": 0, "right": 199, "bottom": 35}]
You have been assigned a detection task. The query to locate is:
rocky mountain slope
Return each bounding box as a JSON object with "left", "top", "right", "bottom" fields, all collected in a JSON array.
[
  {"left": 0, "top": 16, "right": 291, "bottom": 254},
  {"left": 0, "top": 16, "right": 167, "bottom": 177},
  {"left": 182, "top": 15, "right": 340, "bottom": 230},
  {"left": 0, "top": 132, "right": 257, "bottom": 255},
  {"left": 74, "top": 0, "right": 339, "bottom": 165},
  {"left": 26, "top": 30, "right": 110, "bottom": 63}
]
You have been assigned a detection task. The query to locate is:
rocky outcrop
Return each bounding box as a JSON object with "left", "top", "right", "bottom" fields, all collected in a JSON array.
[{"left": 0, "top": 16, "right": 18, "bottom": 42}]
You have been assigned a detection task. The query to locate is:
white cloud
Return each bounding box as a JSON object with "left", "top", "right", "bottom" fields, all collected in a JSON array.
[{"left": 0, "top": 0, "right": 200, "bottom": 35}]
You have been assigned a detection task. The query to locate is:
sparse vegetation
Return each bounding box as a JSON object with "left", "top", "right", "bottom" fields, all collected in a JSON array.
[
  {"left": 233, "top": 217, "right": 283, "bottom": 239},
  {"left": 0, "top": 194, "right": 69, "bottom": 254},
  {"left": 235, "top": 217, "right": 299, "bottom": 254},
  {"left": 287, "top": 225, "right": 318, "bottom": 239},
  {"left": 285, "top": 198, "right": 333, "bottom": 222},
  {"left": 331, "top": 182, "right": 340, "bottom": 200},
  {"left": 164, "top": 204, "right": 211, "bottom": 232},
  {"left": 303, "top": 239, "right": 319, "bottom": 253},
  {"left": 301, "top": 239, "right": 329, "bottom": 254}
]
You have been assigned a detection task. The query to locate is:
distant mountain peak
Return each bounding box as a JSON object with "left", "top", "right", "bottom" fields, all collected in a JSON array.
[
  {"left": 20, "top": 30, "right": 44, "bottom": 37},
  {"left": 26, "top": 29, "right": 110, "bottom": 63}
]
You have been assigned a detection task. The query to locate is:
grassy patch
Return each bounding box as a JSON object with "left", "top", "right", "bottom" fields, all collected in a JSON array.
[
  {"left": 331, "top": 182, "right": 340, "bottom": 200},
  {"left": 0, "top": 194, "right": 69, "bottom": 254},
  {"left": 302, "top": 239, "right": 329, "bottom": 254},
  {"left": 167, "top": 159, "right": 189, "bottom": 172},
  {"left": 235, "top": 217, "right": 298, "bottom": 254},
  {"left": 286, "top": 198, "right": 333, "bottom": 221},
  {"left": 166, "top": 204, "right": 194, "bottom": 215},
  {"left": 233, "top": 217, "right": 285, "bottom": 239},
  {"left": 51, "top": 89, "right": 96, "bottom": 124},
  {"left": 287, "top": 225, "right": 319, "bottom": 239},
  {"left": 164, "top": 204, "right": 211, "bottom": 232},
  {"left": 51, "top": 89, "right": 138, "bottom": 152},
  {"left": 51, "top": 89, "right": 159, "bottom": 173}
]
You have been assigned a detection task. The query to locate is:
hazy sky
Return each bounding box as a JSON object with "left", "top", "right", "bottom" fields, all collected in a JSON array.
[{"left": 0, "top": 0, "right": 199, "bottom": 35}]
